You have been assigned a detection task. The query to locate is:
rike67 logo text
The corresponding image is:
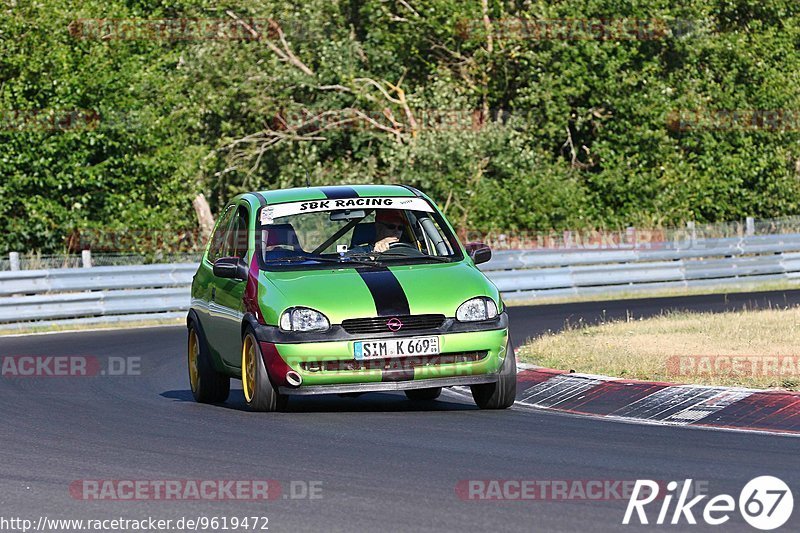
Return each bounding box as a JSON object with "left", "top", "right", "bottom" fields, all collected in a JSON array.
[{"left": 624, "top": 476, "right": 793, "bottom": 530}]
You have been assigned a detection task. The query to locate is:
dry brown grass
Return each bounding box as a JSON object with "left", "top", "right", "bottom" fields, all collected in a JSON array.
[
  {"left": 0, "top": 317, "right": 184, "bottom": 336},
  {"left": 518, "top": 307, "right": 800, "bottom": 390}
]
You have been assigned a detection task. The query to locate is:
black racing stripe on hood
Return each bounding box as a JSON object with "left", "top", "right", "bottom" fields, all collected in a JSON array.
[
  {"left": 252, "top": 192, "right": 268, "bottom": 206},
  {"left": 356, "top": 267, "right": 411, "bottom": 316},
  {"left": 319, "top": 186, "right": 358, "bottom": 199}
]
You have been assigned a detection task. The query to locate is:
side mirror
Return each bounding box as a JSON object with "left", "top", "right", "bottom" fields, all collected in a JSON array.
[
  {"left": 213, "top": 257, "right": 249, "bottom": 281},
  {"left": 465, "top": 242, "right": 492, "bottom": 265}
]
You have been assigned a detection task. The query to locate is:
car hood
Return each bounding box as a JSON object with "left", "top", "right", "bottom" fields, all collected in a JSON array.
[{"left": 258, "top": 261, "right": 500, "bottom": 325}]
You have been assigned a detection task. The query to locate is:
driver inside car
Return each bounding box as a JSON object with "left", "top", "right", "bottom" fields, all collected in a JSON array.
[{"left": 372, "top": 209, "right": 407, "bottom": 253}]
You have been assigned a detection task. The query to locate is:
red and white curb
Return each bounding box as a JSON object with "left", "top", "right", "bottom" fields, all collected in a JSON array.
[{"left": 507, "top": 363, "right": 799, "bottom": 436}]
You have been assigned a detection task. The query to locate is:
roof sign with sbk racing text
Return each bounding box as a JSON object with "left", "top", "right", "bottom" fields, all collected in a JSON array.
[{"left": 259, "top": 197, "right": 434, "bottom": 225}]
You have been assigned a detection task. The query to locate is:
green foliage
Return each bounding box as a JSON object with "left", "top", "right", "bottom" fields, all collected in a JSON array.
[{"left": 1, "top": 0, "right": 800, "bottom": 253}]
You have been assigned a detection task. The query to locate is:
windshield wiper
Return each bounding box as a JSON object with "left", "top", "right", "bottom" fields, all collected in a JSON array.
[
  {"left": 376, "top": 252, "right": 453, "bottom": 263},
  {"left": 265, "top": 255, "right": 339, "bottom": 263},
  {"left": 336, "top": 253, "right": 386, "bottom": 266},
  {"left": 265, "top": 255, "right": 382, "bottom": 267}
]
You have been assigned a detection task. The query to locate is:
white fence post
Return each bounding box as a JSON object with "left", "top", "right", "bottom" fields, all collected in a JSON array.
[
  {"left": 81, "top": 250, "right": 92, "bottom": 268},
  {"left": 563, "top": 230, "right": 573, "bottom": 249},
  {"left": 746, "top": 216, "right": 755, "bottom": 236},
  {"left": 9, "top": 252, "right": 20, "bottom": 271}
]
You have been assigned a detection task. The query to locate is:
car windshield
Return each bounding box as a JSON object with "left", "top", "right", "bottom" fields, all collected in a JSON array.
[{"left": 256, "top": 197, "right": 463, "bottom": 270}]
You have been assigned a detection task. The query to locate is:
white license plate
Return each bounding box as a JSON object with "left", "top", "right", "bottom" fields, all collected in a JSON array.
[{"left": 354, "top": 336, "right": 440, "bottom": 359}]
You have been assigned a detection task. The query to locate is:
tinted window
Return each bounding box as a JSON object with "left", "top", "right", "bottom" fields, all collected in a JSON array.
[
  {"left": 206, "top": 205, "right": 236, "bottom": 263},
  {"left": 231, "top": 205, "right": 250, "bottom": 259}
]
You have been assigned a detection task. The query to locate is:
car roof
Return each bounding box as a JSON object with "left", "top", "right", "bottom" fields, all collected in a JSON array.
[{"left": 247, "top": 184, "right": 419, "bottom": 205}]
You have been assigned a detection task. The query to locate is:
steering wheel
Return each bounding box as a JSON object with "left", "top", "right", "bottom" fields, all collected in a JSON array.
[{"left": 387, "top": 242, "right": 417, "bottom": 250}]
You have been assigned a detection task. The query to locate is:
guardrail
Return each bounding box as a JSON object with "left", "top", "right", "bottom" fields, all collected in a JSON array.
[
  {"left": 2, "top": 233, "right": 800, "bottom": 327},
  {"left": 484, "top": 233, "right": 800, "bottom": 300}
]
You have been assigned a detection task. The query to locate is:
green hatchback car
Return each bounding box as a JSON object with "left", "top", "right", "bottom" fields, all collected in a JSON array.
[{"left": 187, "top": 184, "right": 516, "bottom": 411}]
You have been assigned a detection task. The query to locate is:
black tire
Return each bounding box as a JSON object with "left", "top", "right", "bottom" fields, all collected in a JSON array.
[
  {"left": 404, "top": 387, "right": 442, "bottom": 401},
  {"left": 470, "top": 341, "right": 517, "bottom": 409},
  {"left": 188, "top": 319, "right": 230, "bottom": 403},
  {"left": 241, "top": 328, "right": 288, "bottom": 412}
]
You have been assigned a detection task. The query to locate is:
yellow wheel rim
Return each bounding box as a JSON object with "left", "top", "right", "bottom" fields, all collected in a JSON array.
[
  {"left": 242, "top": 335, "right": 257, "bottom": 403},
  {"left": 188, "top": 329, "right": 199, "bottom": 392}
]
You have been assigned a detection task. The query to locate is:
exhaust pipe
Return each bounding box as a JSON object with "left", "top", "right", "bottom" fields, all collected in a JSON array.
[{"left": 285, "top": 370, "right": 303, "bottom": 388}]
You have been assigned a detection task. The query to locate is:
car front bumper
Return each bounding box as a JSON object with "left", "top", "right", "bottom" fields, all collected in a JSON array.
[
  {"left": 253, "top": 315, "right": 510, "bottom": 394},
  {"left": 277, "top": 374, "right": 498, "bottom": 396}
]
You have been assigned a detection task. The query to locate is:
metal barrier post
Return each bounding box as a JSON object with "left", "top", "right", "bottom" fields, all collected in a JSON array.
[{"left": 81, "top": 250, "right": 92, "bottom": 268}]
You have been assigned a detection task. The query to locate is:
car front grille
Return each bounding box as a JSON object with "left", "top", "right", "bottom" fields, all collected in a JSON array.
[
  {"left": 341, "top": 314, "right": 446, "bottom": 334},
  {"left": 300, "top": 351, "right": 488, "bottom": 372}
]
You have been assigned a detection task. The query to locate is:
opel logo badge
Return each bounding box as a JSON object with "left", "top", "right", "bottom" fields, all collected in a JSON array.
[{"left": 387, "top": 317, "right": 403, "bottom": 332}]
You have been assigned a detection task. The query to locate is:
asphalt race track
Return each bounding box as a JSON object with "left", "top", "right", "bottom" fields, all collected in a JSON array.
[{"left": 2, "top": 290, "right": 800, "bottom": 532}]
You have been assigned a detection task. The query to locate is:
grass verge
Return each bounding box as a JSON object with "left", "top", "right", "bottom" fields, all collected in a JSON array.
[
  {"left": 0, "top": 317, "right": 185, "bottom": 336},
  {"left": 518, "top": 307, "right": 800, "bottom": 390}
]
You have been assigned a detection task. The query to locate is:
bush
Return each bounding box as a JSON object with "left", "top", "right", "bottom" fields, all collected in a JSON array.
[{"left": 2, "top": 0, "right": 799, "bottom": 253}]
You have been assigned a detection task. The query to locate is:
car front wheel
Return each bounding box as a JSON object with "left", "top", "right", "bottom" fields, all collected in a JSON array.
[
  {"left": 241, "top": 328, "right": 288, "bottom": 412},
  {"left": 470, "top": 341, "right": 517, "bottom": 409}
]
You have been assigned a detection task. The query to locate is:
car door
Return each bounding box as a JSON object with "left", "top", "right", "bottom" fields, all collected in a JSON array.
[
  {"left": 198, "top": 204, "right": 237, "bottom": 364},
  {"left": 210, "top": 202, "right": 251, "bottom": 368}
]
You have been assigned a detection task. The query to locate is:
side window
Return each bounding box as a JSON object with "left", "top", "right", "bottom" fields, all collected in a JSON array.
[
  {"left": 230, "top": 205, "right": 250, "bottom": 260},
  {"left": 207, "top": 205, "right": 236, "bottom": 263}
]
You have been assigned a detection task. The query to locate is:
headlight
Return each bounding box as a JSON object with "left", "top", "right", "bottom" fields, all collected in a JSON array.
[
  {"left": 280, "top": 307, "right": 330, "bottom": 332},
  {"left": 456, "top": 297, "right": 498, "bottom": 322}
]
